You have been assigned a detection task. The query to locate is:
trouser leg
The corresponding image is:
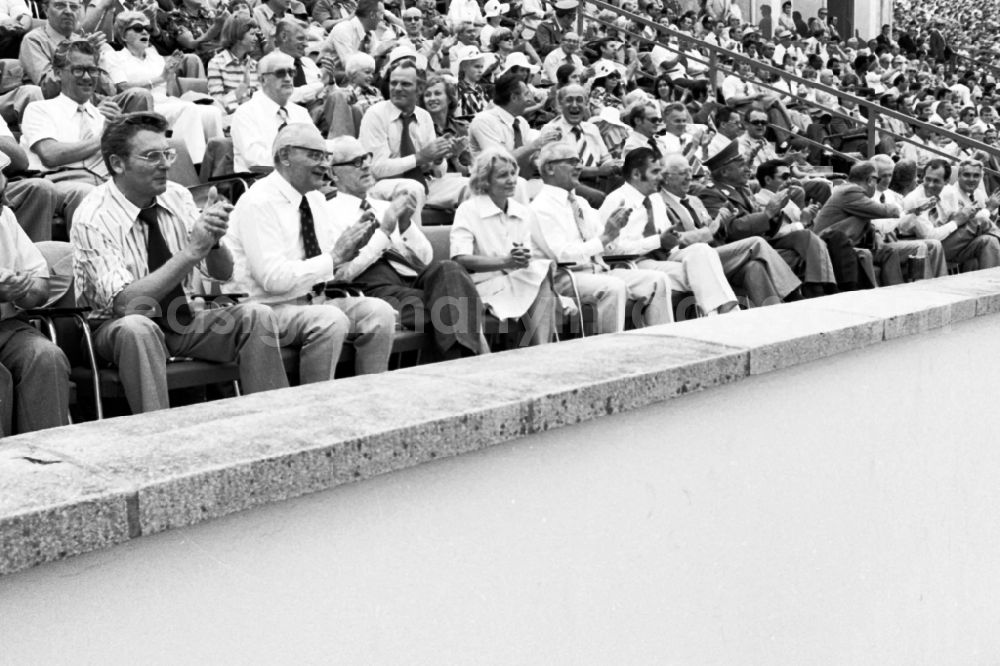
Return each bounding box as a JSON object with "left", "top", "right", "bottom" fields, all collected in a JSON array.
[
  {"left": 328, "top": 296, "right": 396, "bottom": 374},
  {"left": 0, "top": 319, "right": 69, "bottom": 433},
  {"left": 555, "top": 270, "right": 626, "bottom": 334},
  {"left": 167, "top": 303, "right": 290, "bottom": 392},
  {"left": 610, "top": 268, "right": 673, "bottom": 326},
  {"left": 5, "top": 178, "right": 56, "bottom": 242},
  {"left": 269, "top": 302, "right": 349, "bottom": 384},
  {"left": 93, "top": 315, "right": 170, "bottom": 413}
]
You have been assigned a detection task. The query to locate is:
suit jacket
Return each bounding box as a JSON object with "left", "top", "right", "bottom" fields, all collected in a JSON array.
[
  {"left": 697, "top": 183, "right": 781, "bottom": 242},
  {"left": 662, "top": 191, "right": 721, "bottom": 247},
  {"left": 811, "top": 183, "right": 894, "bottom": 248},
  {"left": 532, "top": 20, "right": 563, "bottom": 58}
]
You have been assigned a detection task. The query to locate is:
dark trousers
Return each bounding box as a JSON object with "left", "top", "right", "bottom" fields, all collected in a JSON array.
[
  {"left": 0, "top": 318, "right": 70, "bottom": 436},
  {"left": 355, "top": 259, "right": 485, "bottom": 360}
]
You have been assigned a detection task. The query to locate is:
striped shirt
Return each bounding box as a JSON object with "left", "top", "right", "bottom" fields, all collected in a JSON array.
[
  {"left": 71, "top": 180, "right": 204, "bottom": 319},
  {"left": 207, "top": 50, "right": 261, "bottom": 114}
]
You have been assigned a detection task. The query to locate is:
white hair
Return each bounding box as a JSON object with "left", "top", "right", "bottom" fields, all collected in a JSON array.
[{"left": 345, "top": 52, "right": 376, "bottom": 76}]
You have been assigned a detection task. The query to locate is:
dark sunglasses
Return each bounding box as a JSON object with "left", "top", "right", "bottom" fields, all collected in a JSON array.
[
  {"left": 330, "top": 152, "right": 373, "bottom": 168},
  {"left": 748, "top": 119, "right": 768, "bottom": 126},
  {"left": 126, "top": 23, "right": 150, "bottom": 32},
  {"left": 263, "top": 68, "right": 295, "bottom": 79}
]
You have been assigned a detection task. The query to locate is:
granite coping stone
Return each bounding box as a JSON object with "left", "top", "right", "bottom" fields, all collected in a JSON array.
[{"left": 5, "top": 268, "right": 1000, "bottom": 575}]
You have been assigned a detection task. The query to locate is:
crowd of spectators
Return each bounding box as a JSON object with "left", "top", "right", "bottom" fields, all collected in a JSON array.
[{"left": 2, "top": 0, "right": 1000, "bottom": 437}]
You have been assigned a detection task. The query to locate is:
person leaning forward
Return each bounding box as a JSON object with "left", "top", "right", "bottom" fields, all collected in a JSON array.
[{"left": 71, "top": 112, "right": 289, "bottom": 414}]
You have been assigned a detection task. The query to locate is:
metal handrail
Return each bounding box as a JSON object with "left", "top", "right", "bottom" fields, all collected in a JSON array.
[{"left": 578, "top": 0, "right": 1000, "bottom": 175}]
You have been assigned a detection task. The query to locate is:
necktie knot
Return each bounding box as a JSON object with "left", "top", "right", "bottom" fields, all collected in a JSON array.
[
  {"left": 571, "top": 126, "right": 583, "bottom": 139},
  {"left": 277, "top": 106, "right": 289, "bottom": 128}
]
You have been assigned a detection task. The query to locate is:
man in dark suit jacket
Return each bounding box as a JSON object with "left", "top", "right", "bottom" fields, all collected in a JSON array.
[
  {"left": 813, "top": 160, "right": 906, "bottom": 285},
  {"left": 532, "top": 0, "right": 577, "bottom": 58},
  {"left": 698, "top": 140, "right": 846, "bottom": 296}
]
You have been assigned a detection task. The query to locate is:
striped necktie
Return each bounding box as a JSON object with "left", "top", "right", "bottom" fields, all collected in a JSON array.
[
  {"left": 571, "top": 126, "right": 595, "bottom": 167},
  {"left": 568, "top": 192, "right": 606, "bottom": 271},
  {"left": 277, "top": 106, "right": 289, "bottom": 130},
  {"left": 361, "top": 198, "right": 421, "bottom": 277}
]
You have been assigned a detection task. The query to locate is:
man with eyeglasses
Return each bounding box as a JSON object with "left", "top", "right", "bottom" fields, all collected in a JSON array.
[
  {"left": 325, "top": 136, "right": 487, "bottom": 359},
  {"left": 621, "top": 103, "right": 667, "bottom": 160},
  {"left": 19, "top": 0, "right": 152, "bottom": 113},
  {"left": 397, "top": 7, "right": 441, "bottom": 70},
  {"left": 226, "top": 124, "right": 397, "bottom": 381},
  {"left": 540, "top": 83, "right": 621, "bottom": 209},
  {"left": 21, "top": 40, "right": 125, "bottom": 229},
  {"left": 71, "top": 112, "right": 290, "bottom": 413},
  {"left": 655, "top": 153, "right": 801, "bottom": 307},
  {"left": 231, "top": 50, "right": 313, "bottom": 174},
  {"left": 531, "top": 0, "right": 576, "bottom": 58},
  {"left": 541, "top": 31, "right": 583, "bottom": 85},
  {"left": 530, "top": 142, "right": 673, "bottom": 332},
  {"left": 700, "top": 140, "right": 840, "bottom": 298}
]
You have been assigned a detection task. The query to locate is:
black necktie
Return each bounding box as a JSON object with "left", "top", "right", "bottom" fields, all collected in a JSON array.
[
  {"left": 512, "top": 119, "right": 523, "bottom": 149},
  {"left": 641, "top": 196, "right": 656, "bottom": 237},
  {"left": 140, "top": 205, "right": 192, "bottom": 333},
  {"left": 880, "top": 192, "right": 886, "bottom": 203},
  {"left": 647, "top": 136, "right": 662, "bottom": 159},
  {"left": 398, "top": 112, "right": 428, "bottom": 191},
  {"left": 299, "top": 196, "right": 322, "bottom": 258},
  {"left": 679, "top": 196, "right": 699, "bottom": 228},
  {"left": 292, "top": 57, "right": 306, "bottom": 87}
]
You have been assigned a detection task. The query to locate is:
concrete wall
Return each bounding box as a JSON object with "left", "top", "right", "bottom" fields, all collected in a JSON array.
[{"left": 3, "top": 307, "right": 1000, "bottom": 664}]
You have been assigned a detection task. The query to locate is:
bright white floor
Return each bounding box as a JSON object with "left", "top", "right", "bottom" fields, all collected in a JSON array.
[{"left": 2, "top": 315, "right": 1000, "bottom": 665}]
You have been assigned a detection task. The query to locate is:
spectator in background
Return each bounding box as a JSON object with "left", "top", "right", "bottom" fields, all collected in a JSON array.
[
  {"left": 231, "top": 50, "right": 313, "bottom": 173},
  {"left": 206, "top": 12, "right": 261, "bottom": 115},
  {"left": 105, "top": 10, "right": 224, "bottom": 164}
]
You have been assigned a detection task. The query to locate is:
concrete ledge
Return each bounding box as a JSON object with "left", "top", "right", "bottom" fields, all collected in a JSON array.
[{"left": 4, "top": 268, "right": 1000, "bottom": 576}]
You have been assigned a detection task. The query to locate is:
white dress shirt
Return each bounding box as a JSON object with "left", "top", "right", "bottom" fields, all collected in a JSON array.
[
  {"left": 225, "top": 171, "right": 337, "bottom": 304},
  {"left": 598, "top": 182, "right": 668, "bottom": 256},
  {"left": 358, "top": 100, "right": 444, "bottom": 180},
  {"left": 0, "top": 207, "right": 46, "bottom": 321},
  {"left": 325, "top": 192, "right": 433, "bottom": 280},
  {"left": 230, "top": 90, "right": 313, "bottom": 172},
  {"left": 446, "top": 0, "right": 483, "bottom": 27},
  {"left": 898, "top": 184, "right": 987, "bottom": 241},
  {"left": 542, "top": 48, "right": 584, "bottom": 84},
  {"left": 288, "top": 55, "right": 325, "bottom": 106},
  {"left": 528, "top": 183, "right": 606, "bottom": 265},
  {"left": 21, "top": 94, "right": 107, "bottom": 175},
  {"left": 542, "top": 116, "right": 611, "bottom": 168},
  {"left": 468, "top": 104, "right": 536, "bottom": 158},
  {"left": 326, "top": 16, "right": 367, "bottom": 65},
  {"left": 71, "top": 181, "right": 205, "bottom": 318}
]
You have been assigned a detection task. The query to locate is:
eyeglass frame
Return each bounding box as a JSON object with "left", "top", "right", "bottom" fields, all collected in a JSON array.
[
  {"left": 288, "top": 145, "right": 334, "bottom": 164},
  {"left": 262, "top": 68, "right": 296, "bottom": 79},
  {"left": 65, "top": 64, "right": 106, "bottom": 79},
  {"left": 329, "top": 152, "right": 374, "bottom": 168},
  {"left": 130, "top": 148, "right": 178, "bottom": 165},
  {"left": 125, "top": 22, "right": 150, "bottom": 32}
]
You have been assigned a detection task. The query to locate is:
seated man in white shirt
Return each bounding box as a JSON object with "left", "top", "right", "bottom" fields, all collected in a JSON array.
[
  {"left": 231, "top": 50, "right": 314, "bottom": 173},
  {"left": 21, "top": 40, "right": 116, "bottom": 229},
  {"left": 529, "top": 142, "right": 672, "bottom": 333},
  {"left": 226, "top": 123, "right": 397, "bottom": 382},
  {"left": 273, "top": 19, "right": 327, "bottom": 115},
  {"left": 868, "top": 153, "right": 947, "bottom": 281},
  {"left": 72, "top": 112, "right": 289, "bottom": 414},
  {"left": 541, "top": 84, "right": 621, "bottom": 208},
  {"left": 900, "top": 158, "right": 1000, "bottom": 269},
  {"left": 620, "top": 102, "right": 669, "bottom": 160},
  {"left": 650, "top": 152, "right": 801, "bottom": 308},
  {"left": 0, "top": 150, "right": 70, "bottom": 435},
  {"left": 599, "top": 148, "right": 743, "bottom": 316},
  {"left": 541, "top": 31, "right": 584, "bottom": 84},
  {"left": 326, "top": 136, "right": 487, "bottom": 359},
  {"left": 358, "top": 59, "right": 466, "bottom": 213},
  {"left": 468, "top": 71, "right": 556, "bottom": 173}
]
